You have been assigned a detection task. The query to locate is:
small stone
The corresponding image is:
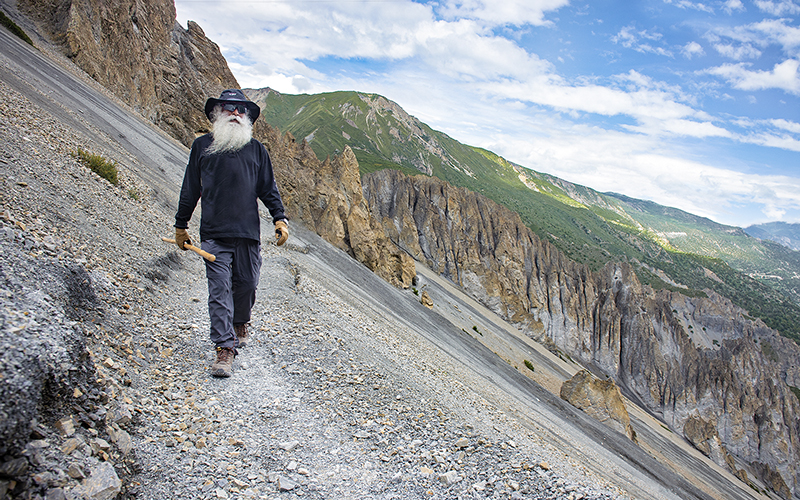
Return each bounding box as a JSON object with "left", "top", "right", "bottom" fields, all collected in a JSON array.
[
  {"left": 55, "top": 417, "right": 76, "bottom": 437},
  {"left": 455, "top": 437, "right": 469, "bottom": 448},
  {"left": 67, "top": 464, "right": 86, "bottom": 479},
  {"left": 538, "top": 461, "right": 551, "bottom": 471},
  {"left": 0, "top": 457, "right": 29, "bottom": 477},
  {"left": 277, "top": 475, "right": 298, "bottom": 491},
  {"left": 439, "top": 471, "right": 461, "bottom": 485},
  {"left": 278, "top": 440, "right": 300, "bottom": 451}
]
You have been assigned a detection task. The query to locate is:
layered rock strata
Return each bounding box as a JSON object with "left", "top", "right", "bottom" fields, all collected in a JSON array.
[{"left": 363, "top": 168, "right": 800, "bottom": 499}]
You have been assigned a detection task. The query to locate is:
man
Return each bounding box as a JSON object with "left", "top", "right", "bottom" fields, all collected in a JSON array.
[{"left": 174, "top": 89, "right": 289, "bottom": 378}]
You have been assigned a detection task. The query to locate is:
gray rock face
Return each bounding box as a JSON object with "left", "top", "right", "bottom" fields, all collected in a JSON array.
[
  {"left": 18, "top": 0, "right": 238, "bottom": 147},
  {"left": 363, "top": 169, "right": 800, "bottom": 498}
]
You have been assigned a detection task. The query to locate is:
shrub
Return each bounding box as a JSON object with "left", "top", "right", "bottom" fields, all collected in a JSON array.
[
  {"left": 74, "top": 148, "right": 118, "bottom": 185},
  {"left": 0, "top": 10, "right": 34, "bottom": 46},
  {"left": 472, "top": 325, "right": 482, "bottom": 336},
  {"left": 524, "top": 360, "right": 535, "bottom": 372}
]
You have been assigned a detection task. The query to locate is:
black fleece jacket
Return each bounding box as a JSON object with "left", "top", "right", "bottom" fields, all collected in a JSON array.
[{"left": 175, "top": 134, "right": 286, "bottom": 242}]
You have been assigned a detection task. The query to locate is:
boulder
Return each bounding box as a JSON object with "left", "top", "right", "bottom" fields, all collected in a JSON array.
[{"left": 560, "top": 369, "right": 636, "bottom": 441}]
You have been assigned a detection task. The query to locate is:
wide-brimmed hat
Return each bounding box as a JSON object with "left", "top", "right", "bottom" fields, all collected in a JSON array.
[{"left": 204, "top": 89, "right": 260, "bottom": 122}]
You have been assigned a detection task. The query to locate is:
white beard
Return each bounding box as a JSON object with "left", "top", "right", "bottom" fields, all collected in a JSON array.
[{"left": 207, "top": 110, "right": 253, "bottom": 154}]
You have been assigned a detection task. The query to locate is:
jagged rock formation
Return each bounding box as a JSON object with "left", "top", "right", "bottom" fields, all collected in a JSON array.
[
  {"left": 18, "top": 0, "right": 238, "bottom": 147},
  {"left": 560, "top": 370, "right": 636, "bottom": 441},
  {"left": 257, "top": 127, "right": 415, "bottom": 289},
  {"left": 363, "top": 168, "right": 800, "bottom": 499}
]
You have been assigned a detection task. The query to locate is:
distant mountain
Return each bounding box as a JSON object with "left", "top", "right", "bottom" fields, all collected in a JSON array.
[
  {"left": 251, "top": 89, "right": 800, "bottom": 341},
  {"left": 746, "top": 222, "right": 800, "bottom": 252}
]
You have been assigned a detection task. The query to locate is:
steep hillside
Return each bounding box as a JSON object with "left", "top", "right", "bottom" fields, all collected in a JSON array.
[
  {"left": 747, "top": 222, "right": 800, "bottom": 252},
  {"left": 252, "top": 90, "right": 800, "bottom": 342},
  {"left": 364, "top": 169, "right": 800, "bottom": 499}
]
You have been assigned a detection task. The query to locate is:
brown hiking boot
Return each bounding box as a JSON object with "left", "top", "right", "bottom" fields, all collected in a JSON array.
[
  {"left": 211, "top": 347, "right": 235, "bottom": 377},
  {"left": 234, "top": 323, "right": 249, "bottom": 348}
]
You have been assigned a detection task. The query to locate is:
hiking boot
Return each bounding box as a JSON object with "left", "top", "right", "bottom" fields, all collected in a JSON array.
[
  {"left": 211, "top": 347, "right": 235, "bottom": 377},
  {"left": 234, "top": 323, "right": 249, "bottom": 348}
]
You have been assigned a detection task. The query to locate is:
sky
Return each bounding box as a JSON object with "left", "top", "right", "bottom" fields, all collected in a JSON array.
[{"left": 175, "top": 0, "right": 800, "bottom": 228}]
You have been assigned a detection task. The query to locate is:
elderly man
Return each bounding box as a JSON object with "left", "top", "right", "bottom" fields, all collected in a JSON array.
[{"left": 174, "top": 89, "right": 289, "bottom": 377}]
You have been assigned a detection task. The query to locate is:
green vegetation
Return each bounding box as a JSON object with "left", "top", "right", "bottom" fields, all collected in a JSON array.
[
  {"left": 524, "top": 360, "right": 535, "bottom": 372},
  {"left": 74, "top": 148, "right": 118, "bottom": 186},
  {"left": 761, "top": 341, "right": 780, "bottom": 363},
  {"left": 258, "top": 90, "right": 800, "bottom": 343},
  {"left": 472, "top": 325, "right": 482, "bottom": 336},
  {"left": 789, "top": 385, "right": 800, "bottom": 403},
  {"left": 0, "top": 10, "right": 34, "bottom": 46}
]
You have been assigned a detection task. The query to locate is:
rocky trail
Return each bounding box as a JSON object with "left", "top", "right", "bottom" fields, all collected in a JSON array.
[{"left": 0, "top": 21, "right": 760, "bottom": 500}]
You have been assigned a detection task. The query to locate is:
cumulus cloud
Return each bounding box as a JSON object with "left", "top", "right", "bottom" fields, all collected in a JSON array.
[
  {"left": 682, "top": 41, "right": 706, "bottom": 58},
  {"left": 754, "top": 0, "right": 800, "bottom": 16},
  {"left": 706, "top": 58, "right": 800, "bottom": 94}
]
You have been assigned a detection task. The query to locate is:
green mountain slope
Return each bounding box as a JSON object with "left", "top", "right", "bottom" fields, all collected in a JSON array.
[{"left": 251, "top": 88, "right": 800, "bottom": 342}]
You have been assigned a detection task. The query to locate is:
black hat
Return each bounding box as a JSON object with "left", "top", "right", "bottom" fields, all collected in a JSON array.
[{"left": 204, "top": 89, "right": 260, "bottom": 123}]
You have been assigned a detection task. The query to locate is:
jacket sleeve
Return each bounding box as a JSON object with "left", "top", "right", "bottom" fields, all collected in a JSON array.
[
  {"left": 256, "top": 143, "right": 287, "bottom": 222},
  {"left": 175, "top": 140, "right": 203, "bottom": 228}
]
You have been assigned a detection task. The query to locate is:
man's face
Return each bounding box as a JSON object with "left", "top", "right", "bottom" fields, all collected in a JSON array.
[
  {"left": 207, "top": 103, "right": 253, "bottom": 154},
  {"left": 221, "top": 103, "right": 248, "bottom": 123}
]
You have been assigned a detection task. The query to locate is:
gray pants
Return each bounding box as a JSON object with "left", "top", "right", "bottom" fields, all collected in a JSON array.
[{"left": 201, "top": 238, "right": 261, "bottom": 349}]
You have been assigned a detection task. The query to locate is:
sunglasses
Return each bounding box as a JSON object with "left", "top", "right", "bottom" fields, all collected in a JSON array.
[{"left": 222, "top": 103, "right": 248, "bottom": 115}]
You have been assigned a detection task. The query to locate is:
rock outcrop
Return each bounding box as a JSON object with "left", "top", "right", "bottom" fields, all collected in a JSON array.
[
  {"left": 560, "top": 370, "right": 636, "bottom": 441},
  {"left": 363, "top": 168, "right": 800, "bottom": 498},
  {"left": 18, "top": 0, "right": 238, "bottom": 147},
  {"left": 257, "top": 127, "right": 415, "bottom": 289}
]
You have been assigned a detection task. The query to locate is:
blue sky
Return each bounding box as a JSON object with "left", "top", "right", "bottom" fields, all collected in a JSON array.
[{"left": 175, "top": 0, "right": 800, "bottom": 228}]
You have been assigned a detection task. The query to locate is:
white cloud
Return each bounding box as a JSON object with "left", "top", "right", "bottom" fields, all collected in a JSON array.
[
  {"left": 723, "top": 0, "right": 746, "bottom": 14},
  {"left": 754, "top": 0, "right": 800, "bottom": 16},
  {"left": 706, "top": 18, "right": 800, "bottom": 58},
  {"left": 436, "top": 0, "right": 569, "bottom": 27},
  {"left": 712, "top": 43, "right": 762, "bottom": 59},
  {"left": 664, "top": 0, "right": 716, "bottom": 13},
  {"left": 706, "top": 58, "right": 800, "bottom": 94},
  {"left": 682, "top": 41, "right": 706, "bottom": 58}
]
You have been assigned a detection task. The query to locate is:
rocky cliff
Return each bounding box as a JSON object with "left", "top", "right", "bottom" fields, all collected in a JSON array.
[
  {"left": 18, "top": 0, "right": 237, "bottom": 147},
  {"left": 257, "top": 126, "right": 415, "bottom": 289},
  {"left": 363, "top": 168, "right": 800, "bottom": 499}
]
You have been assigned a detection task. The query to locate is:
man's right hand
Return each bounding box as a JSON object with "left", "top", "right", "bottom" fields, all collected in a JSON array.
[{"left": 175, "top": 228, "right": 191, "bottom": 250}]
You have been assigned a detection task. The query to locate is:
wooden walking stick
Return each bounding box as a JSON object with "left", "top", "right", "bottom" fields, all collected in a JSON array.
[{"left": 161, "top": 237, "right": 216, "bottom": 262}]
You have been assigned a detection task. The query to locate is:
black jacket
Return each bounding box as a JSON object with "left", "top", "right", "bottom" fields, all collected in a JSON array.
[{"left": 175, "top": 134, "right": 286, "bottom": 242}]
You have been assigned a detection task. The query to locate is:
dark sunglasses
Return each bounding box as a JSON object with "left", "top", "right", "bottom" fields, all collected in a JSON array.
[{"left": 222, "top": 103, "right": 248, "bottom": 115}]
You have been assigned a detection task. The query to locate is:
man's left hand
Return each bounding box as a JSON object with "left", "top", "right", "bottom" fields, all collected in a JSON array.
[{"left": 275, "top": 220, "right": 288, "bottom": 246}]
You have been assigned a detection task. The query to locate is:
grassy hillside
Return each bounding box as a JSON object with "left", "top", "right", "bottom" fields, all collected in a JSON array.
[{"left": 252, "top": 89, "right": 800, "bottom": 343}]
